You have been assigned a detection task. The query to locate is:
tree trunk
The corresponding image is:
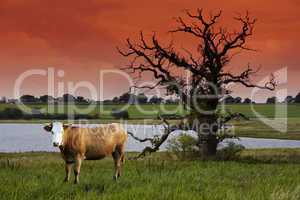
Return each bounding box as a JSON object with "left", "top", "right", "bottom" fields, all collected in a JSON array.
[
  {"left": 193, "top": 97, "right": 220, "bottom": 156},
  {"left": 201, "top": 135, "right": 219, "bottom": 156}
]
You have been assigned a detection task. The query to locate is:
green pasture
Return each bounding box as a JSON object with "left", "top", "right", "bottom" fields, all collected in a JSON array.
[
  {"left": 0, "top": 103, "right": 299, "bottom": 119},
  {"left": 0, "top": 103, "right": 299, "bottom": 140},
  {"left": 1, "top": 150, "right": 300, "bottom": 200}
]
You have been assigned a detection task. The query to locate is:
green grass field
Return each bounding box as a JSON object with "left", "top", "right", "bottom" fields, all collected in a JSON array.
[
  {"left": 0, "top": 103, "right": 300, "bottom": 140},
  {"left": 1, "top": 103, "right": 300, "bottom": 119},
  {"left": 1, "top": 150, "right": 300, "bottom": 200},
  {"left": 1, "top": 104, "right": 300, "bottom": 199}
]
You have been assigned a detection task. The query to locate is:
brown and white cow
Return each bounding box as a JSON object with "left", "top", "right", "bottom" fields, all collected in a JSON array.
[{"left": 43, "top": 122, "right": 127, "bottom": 184}]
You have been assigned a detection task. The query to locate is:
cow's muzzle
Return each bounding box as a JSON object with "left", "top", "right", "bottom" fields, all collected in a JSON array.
[{"left": 53, "top": 142, "right": 59, "bottom": 147}]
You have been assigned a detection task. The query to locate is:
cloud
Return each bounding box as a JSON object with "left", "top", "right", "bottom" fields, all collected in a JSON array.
[
  {"left": 0, "top": 0, "right": 124, "bottom": 62},
  {"left": 0, "top": 0, "right": 299, "bottom": 97}
]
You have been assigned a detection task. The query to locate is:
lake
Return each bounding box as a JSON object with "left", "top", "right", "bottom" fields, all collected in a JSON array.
[{"left": 0, "top": 124, "right": 300, "bottom": 153}]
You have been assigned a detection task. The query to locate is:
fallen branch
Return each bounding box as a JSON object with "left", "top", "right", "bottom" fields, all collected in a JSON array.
[
  {"left": 128, "top": 115, "right": 183, "bottom": 159},
  {"left": 224, "top": 112, "right": 249, "bottom": 123},
  {"left": 128, "top": 129, "right": 174, "bottom": 160},
  {"left": 127, "top": 131, "right": 154, "bottom": 143}
]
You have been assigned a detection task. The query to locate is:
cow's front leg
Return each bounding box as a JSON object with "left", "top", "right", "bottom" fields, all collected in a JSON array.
[
  {"left": 64, "top": 162, "right": 72, "bottom": 182},
  {"left": 74, "top": 157, "right": 82, "bottom": 184}
]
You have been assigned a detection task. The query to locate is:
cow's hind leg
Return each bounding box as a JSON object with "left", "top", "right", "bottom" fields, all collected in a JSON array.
[
  {"left": 74, "top": 157, "right": 82, "bottom": 184},
  {"left": 64, "top": 162, "right": 73, "bottom": 182},
  {"left": 118, "top": 145, "right": 126, "bottom": 177},
  {"left": 112, "top": 150, "right": 121, "bottom": 181}
]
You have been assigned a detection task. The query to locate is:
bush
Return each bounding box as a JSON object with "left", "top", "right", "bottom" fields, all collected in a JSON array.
[
  {"left": 0, "top": 108, "right": 24, "bottom": 119},
  {"left": 0, "top": 108, "right": 100, "bottom": 120},
  {"left": 0, "top": 105, "right": 102, "bottom": 120},
  {"left": 111, "top": 109, "right": 129, "bottom": 119},
  {"left": 217, "top": 142, "right": 245, "bottom": 161},
  {"left": 157, "top": 114, "right": 182, "bottom": 119},
  {"left": 166, "top": 133, "right": 199, "bottom": 160}
]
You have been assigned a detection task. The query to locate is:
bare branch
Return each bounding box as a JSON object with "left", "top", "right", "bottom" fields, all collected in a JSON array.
[{"left": 221, "top": 65, "right": 276, "bottom": 90}]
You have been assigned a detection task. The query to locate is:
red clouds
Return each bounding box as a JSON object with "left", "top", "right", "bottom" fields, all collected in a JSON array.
[{"left": 0, "top": 0, "right": 299, "bottom": 99}]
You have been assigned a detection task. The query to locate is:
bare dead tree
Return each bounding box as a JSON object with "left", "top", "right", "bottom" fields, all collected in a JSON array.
[{"left": 118, "top": 9, "right": 276, "bottom": 157}]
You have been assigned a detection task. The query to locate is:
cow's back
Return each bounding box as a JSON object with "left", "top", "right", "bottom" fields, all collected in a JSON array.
[{"left": 62, "top": 123, "right": 127, "bottom": 160}]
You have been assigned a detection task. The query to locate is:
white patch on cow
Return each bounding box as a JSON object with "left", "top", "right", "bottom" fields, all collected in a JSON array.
[{"left": 51, "top": 122, "right": 64, "bottom": 146}]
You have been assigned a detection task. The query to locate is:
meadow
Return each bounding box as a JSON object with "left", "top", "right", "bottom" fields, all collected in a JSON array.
[
  {"left": 1, "top": 150, "right": 300, "bottom": 200},
  {"left": 1, "top": 103, "right": 300, "bottom": 119},
  {"left": 1, "top": 104, "right": 300, "bottom": 199},
  {"left": 0, "top": 103, "right": 299, "bottom": 140}
]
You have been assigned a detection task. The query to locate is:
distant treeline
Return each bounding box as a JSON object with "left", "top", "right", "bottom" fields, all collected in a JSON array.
[
  {"left": 1, "top": 92, "right": 300, "bottom": 105},
  {"left": 102, "top": 92, "right": 178, "bottom": 104},
  {"left": 0, "top": 93, "right": 178, "bottom": 105},
  {"left": 222, "top": 93, "right": 300, "bottom": 104},
  {"left": 6, "top": 94, "right": 93, "bottom": 104},
  {"left": 265, "top": 93, "right": 300, "bottom": 104}
]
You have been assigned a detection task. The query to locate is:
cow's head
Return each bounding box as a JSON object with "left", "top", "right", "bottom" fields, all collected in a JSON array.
[{"left": 43, "top": 122, "right": 71, "bottom": 147}]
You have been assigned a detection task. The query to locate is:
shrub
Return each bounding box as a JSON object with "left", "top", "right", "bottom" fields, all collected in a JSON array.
[
  {"left": 111, "top": 109, "right": 129, "bottom": 119},
  {"left": 217, "top": 142, "right": 245, "bottom": 161},
  {"left": 157, "top": 114, "right": 182, "bottom": 119},
  {"left": 166, "top": 133, "right": 199, "bottom": 160},
  {"left": 0, "top": 108, "right": 24, "bottom": 119}
]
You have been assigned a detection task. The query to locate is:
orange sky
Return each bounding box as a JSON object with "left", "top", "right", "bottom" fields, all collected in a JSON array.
[{"left": 0, "top": 0, "right": 299, "bottom": 101}]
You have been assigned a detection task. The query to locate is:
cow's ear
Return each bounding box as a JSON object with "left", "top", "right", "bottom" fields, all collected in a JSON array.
[{"left": 43, "top": 124, "right": 52, "bottom": 132}]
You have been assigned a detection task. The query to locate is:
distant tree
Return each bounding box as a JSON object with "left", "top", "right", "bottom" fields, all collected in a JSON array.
[
  {"left": 149, "top": 95, "right": 163, "bottom": 104},
  {"left": 118, "top": 92, "right": 130, "bottom": 103},
  {"left": 266, "top": 96, "right": 277, "bottom": 104},
  {"left": 243, "top": 98, "right": 252, "bottom": 104},
  {"left": 76, "top": 96, "right": 88, "bottom": 103},
  {"left": 63, "top": 94, "right": 75, "bottom": 103},
  {"left": 234, "top": 97, "right": 242, "bottom": 104},
  {"left": 284, "top": 96, "right": 294, "bottom": 103},
  {"left": 294, "top": 93, "right": 300, "bottom": 103},
  {"left": 136, "top": 93, "right": 148, "bottom": 104},
  {"left": 112, "top": 97, "right": 119, "bottom": 103},
  {"left": 20, "top": 95, "right": 36, "bottom": 103},
  {"left": 119, "top": 92, "right": 136, "bottom": 104},
  {"left": 223, "top": 95, "right": 235, "bottom": 104},
  {"left": 39, "top": 95, "right": 54, "bottom": 103},
  {"left": 0, "top": 97, "right": 6, "bottom": 103}
]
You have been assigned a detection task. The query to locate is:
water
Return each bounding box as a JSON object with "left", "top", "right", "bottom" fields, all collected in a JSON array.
[{"left": 0, "top": 124, "right": 300, "bottom": 153}]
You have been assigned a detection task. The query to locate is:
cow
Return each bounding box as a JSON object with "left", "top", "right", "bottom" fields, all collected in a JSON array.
[{"left": 43, "top": 122, "right": 128, "bottom": 184}]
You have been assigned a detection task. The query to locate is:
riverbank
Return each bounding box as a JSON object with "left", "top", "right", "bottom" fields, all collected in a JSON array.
[
  {"left": 0, "top": 103, "right": 299, "bottom": 140},
  {"left": 1, "top": 103, "right": 300, "bottom": 118},
  {"left": 1, "top": 150, "right": 300, "bottom": 200},
  {"left": 0, "top": 117, "right": 299, "bottom": 141}
]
